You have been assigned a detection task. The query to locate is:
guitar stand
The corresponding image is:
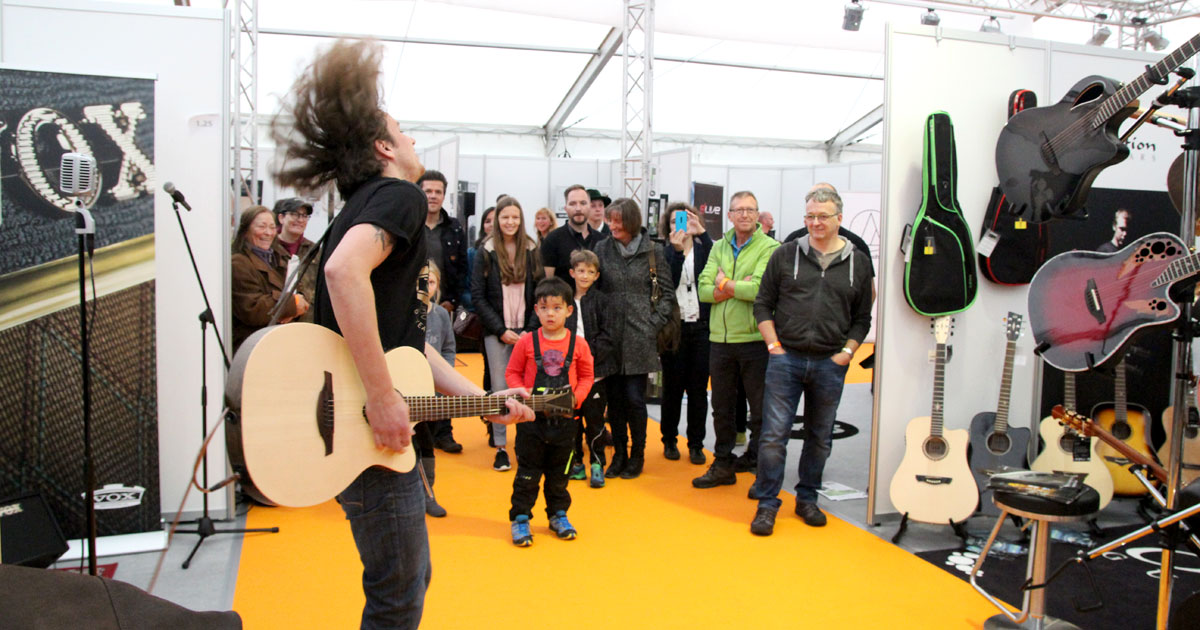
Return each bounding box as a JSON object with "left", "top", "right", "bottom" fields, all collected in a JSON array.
[{"left": 890, "top": 513, "right": 968, "bottom": 546}]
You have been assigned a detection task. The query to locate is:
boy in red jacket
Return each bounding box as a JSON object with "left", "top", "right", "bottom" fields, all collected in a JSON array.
[{"left": 505, "top": 277, "right": 595, "bottom": 546}]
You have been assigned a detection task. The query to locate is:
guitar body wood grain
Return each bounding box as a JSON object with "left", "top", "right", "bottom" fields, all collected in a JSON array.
[
  {"left": 1029, "top": 414, "right": 1113, "bottom": 510},
  {"left": 1159, "top": 405, "right": 1200, "bottom": 487},
  {"left": 1091, "top": 403, "right": 1154, "bottom": 496},
  {"left": 889, "top": 416, "right": 977, "bottom": 524}
]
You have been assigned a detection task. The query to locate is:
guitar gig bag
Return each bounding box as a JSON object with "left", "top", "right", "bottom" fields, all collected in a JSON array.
[
  {"left": 978, "top": 90, "right": 1050, "bottom": 285},
  {"left": 903, "top": 111, "right": 978, "bottom": 316}
]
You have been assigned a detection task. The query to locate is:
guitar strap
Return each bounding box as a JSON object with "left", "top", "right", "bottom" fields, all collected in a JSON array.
[
  {"left": 978, "top": 89, "right": 1050, "bottom": 286},
  {"left": 903, "top": 111, "right": 979, "bottom": 316},
  {"left": 532, "top": 330, "right": 576, "bottom": 422}
]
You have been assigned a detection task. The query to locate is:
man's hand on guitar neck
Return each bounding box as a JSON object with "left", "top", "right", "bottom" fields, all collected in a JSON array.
[
  {"left": 487, "top": 387, "right": 535, "bottom": 425},
  {"left": 365, "top": 389, "right": 414, "bottom": 452}
]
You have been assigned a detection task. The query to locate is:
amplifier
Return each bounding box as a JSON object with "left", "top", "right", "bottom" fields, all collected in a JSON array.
[{"left": 0, "top": 493, "right": 69, "bottom": 568}]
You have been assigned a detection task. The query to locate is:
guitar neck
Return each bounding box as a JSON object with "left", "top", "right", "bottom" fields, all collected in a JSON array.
[
  {"left": 931, "top": 342, "right": 946, "bottom": 437},
  {"left": 1157, "top": 249, "right": 1200, "bottom": 288},
  {"left": 1094, "top": 31, "right": 1200, "bottom": 126},
  {"left": 405, "top": 394, "right": 549, "bottom": 422},
  {"left": 1064, "top": 372, "right": 1077, "bottom": 411},
  {"left": 1054, "top": 406, "right": 1167, "bottom": 483},
  {"left": 994, "top": 338, "right": 1017, "bottom": 433},
  {"left": 1115, "top": 357, "right": 1128, "bottom": 423}
]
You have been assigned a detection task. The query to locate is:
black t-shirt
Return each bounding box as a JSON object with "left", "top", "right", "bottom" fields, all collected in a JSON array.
[
  {"left": 785, "top": 226, "right": 876, "bottom": 277},
  {"left": 540, "top": 223, "right": 604, "bottom": 282},
  {"left": 313, "top": 176, "right": 429, "bottom": 352}
]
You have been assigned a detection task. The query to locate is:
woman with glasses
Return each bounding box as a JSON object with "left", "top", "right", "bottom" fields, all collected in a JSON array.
[
  {"left": 231, "top": 205, "right": 309, "bottom": 354},
  {"left": 271, "top": 198, "right": 320, "bottom": 323}
]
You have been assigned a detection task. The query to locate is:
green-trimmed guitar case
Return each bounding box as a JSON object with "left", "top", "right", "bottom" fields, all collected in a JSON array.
[{"left": 903, "top": 111, "right": 978, "bottom": 316}]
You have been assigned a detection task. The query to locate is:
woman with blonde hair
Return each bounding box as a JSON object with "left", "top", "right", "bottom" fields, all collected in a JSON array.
[
  {"left": 534, "top": 207, "right": 557, "bottom": 244},
  {"left": 471, "top": 195, "right": 545, "bottom": 471}
]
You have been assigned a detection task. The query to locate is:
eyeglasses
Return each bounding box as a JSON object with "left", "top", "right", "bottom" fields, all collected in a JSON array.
[
  {"left": 285, "top": 210, "right": 312, "bottom": 219},
  {"left": 804, "top": 213, "right": 840, "bottom": 222},
  {"left": 729, "top": 207, "right": 758, "bottom": 215}
]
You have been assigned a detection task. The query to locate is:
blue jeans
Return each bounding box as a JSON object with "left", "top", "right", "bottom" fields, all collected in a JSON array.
[
  {"left": 338, "top": 466, "right": 431, "bottom": 630},
  {"left": 755, "top": 351, "right": 848, "bottom": 509}
]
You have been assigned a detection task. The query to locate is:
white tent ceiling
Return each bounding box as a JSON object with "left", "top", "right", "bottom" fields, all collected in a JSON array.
[{"left": 120, "top": 0, "right": 1200, "bottom": 153}]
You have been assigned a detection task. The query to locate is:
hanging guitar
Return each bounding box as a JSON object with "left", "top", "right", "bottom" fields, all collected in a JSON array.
[
  {"left": 224, "top": 323, "right": 573, "bottom": 507},
  {"left": 1030, "top": 371, "right": 1114, "bottom": 510},
  {"left": 1158, "top": 383, "right": 1200, "bottom": 486},
  {"left": 1027, "top": 231, "right": 1197, "bottom": 372},
  {"left": 995, "top": 31, "right": 1200, "bottom": 222},
  {"left": 889, "top": 316, "right": 977, "bottom": 524},
  {"left": 1090, "top": 356, "right": 1155, "bottom": 496},
  {"left": 967, "top": 312, "right": 1032, "bottom": 515}
]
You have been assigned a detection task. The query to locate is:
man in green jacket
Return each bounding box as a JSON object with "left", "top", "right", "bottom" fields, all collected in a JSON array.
[{"left": 692, "top": 191, "right": 780, "bottom": 488}]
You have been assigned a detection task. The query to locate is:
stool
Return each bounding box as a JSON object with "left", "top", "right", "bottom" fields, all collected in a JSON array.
[{"left": 969, "top": 486, "right": 1100, "bottom": 630}]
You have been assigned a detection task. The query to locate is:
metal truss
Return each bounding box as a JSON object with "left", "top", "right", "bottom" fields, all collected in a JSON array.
[
  {"left": 228, "top": 0, "right": 258, "bottom": 204},
  {"left": 621, "top": 0, "right": 654, "bottom": 212},
  {"left": 916, "top": 1, "right": 1200, "bottom": 26},
  {"left": 544, "top": 28, "right": 623, "bottom": 156}
]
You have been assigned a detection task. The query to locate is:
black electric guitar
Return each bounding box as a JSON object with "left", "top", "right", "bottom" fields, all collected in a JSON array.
[
  {"left": 889, "top": 316, "right": 977, "bottom": 524},
  {"left": 967, "top": 312, "right": 1032, "bottom": 515},
  {"left": 995, "top": 31, "right": 1200, "bottom": 222},
  {"left": 224, "top": 323, "right": 574, "bottom": 507}
]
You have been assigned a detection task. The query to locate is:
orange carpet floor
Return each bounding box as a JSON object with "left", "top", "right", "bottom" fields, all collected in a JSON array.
[{"left": 233, "top": 348, "right": 1000, "bottom": 629}]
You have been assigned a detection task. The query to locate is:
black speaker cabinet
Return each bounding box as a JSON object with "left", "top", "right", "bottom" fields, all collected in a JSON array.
[{"left": 0, "top": 493, "right": 69, "bottom": 568}]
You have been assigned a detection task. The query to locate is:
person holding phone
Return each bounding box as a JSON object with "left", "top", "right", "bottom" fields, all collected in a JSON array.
[{"left": 659, "top": 203, "right": 713, "bottom": 465}]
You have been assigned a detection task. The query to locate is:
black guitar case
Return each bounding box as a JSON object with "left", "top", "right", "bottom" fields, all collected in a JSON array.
[
  {"left": 979, "top": 90, "right": 1050, "bottom": 286},
  {"left": 903, "top": 111, "right": 978, "bottom": 316}
]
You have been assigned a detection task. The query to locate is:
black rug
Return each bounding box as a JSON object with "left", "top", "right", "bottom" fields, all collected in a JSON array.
[{"left": 917, "top": 525, "right": 1200, "bottom": 630}]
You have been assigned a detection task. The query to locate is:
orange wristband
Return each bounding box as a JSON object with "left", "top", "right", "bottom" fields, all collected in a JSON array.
[
  {"left": 294, "top": 294, "right": 302, "bottom": 311},
  {"left": 718, "top": 278, "right": 729, "bottom": 292}
]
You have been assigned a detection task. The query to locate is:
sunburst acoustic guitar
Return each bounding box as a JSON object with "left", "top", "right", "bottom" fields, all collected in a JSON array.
[{"left": 1091, "top": 356, "right": 1154, "bottom": 496}]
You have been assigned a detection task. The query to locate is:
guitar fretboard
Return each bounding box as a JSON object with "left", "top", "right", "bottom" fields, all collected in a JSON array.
[
  {"left": 1115, "top": 356, "right": 1128, "bottom": 425},
  {"left": 1092, "top": 31, "right": 1200, "bottom": 128},
  {"left": 1156, "top": 248, "right": 1200, "bottom": 287},
  {"left": 995, "top": 336, "right": 1017, "bottom": 434},
  {"left": 404, "top": 394, "right": 561, "bottom": 422},
  {"left": 1064, "top": 371, "right": 1077, "bottom": 411},
  {"left": 932, "top": 342, "right": 946, "bottom": 437}
]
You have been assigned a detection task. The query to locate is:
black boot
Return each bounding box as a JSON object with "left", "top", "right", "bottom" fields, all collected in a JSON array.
[
  {"left": 606, "top": 449, "right": 628, "bottom": 479},
  {"left": 421, "top": 458, "right": 446, "bottom": 518},
  {"left": 620, "top": 451, "right": 644, "bottom": 479},
  {"left": 692, "top": 461, "right": 736, "bottom": 488}
]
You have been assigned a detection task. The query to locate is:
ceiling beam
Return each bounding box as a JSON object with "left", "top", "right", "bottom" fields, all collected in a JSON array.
[
  {"left": 825, "top": 104, "right": 883, "bottom": 162},
  {"left": 544, "top": 28, "right": 622, "bottom": 157}
]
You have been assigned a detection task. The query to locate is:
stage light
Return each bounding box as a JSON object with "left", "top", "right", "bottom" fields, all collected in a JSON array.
[
  {"left": 920, "top": 8, "right": 940, "bottom": 26},
  {"left": 1145, "top": 29, "right": 1170, "bottom": 51},
  {"left": 980, "top": 16, "right": 1001, "bottom": 33},
  {"left": 1087, "top": 26, "right": 1111, "bottom": 46},
  {"left": 843, "top": 0, "right": 864, "bottom": 31}
]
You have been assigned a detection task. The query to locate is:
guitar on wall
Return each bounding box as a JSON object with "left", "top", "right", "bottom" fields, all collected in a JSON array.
[
  {"left": 1158, "top": 384, "right": 1200, "bottom": 486},
  {"left": 1027, "top": 232, "right": 1197, "bottom": 372},
  {"left": 890, "top": 316, "right": 977, "bottom": 524},
  {"left": 1090, "top": 356, "right": 1154, "bottom": 496},
  {"left": 224, "top": 323, "right": 574, "bottom": 507},
  {"left": 995, "top": 31, "right": 1200, "bottom": 222},
  {"left": 1030, "top": 371, "right": 1114, "bottom": 510},
  {"left": 1052, "top": 406, "right": 1168, "bottom": 486},
  {"left": 967, "top": 312, "right": 1032, "bottom": 515}
]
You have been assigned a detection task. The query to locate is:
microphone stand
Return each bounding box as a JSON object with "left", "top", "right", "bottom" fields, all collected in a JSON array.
[
  {"left": 74, "top": 202, "right": 98, "bottom": 576},
  {"left": 1152, "top": 83, "right": 1200, "bottom": 630},
  {"left": 168, "top": 198, "right": 277, "bottom": 569}
]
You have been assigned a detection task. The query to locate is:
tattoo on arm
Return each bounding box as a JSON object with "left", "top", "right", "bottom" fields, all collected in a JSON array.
[{"left": 372, "top": 226, "right": 394, "bottom": 252}]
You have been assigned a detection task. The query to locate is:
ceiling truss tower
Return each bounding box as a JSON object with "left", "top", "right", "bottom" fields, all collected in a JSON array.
[{"left": 621, "top": 0, "right": 654, "bottom": 214}]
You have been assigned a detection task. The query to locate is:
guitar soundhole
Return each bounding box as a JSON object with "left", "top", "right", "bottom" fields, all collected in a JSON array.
[
  {"left": 986, "top": 432, "right": 1011, "bottom": 455},
  {"left": 1058, "top": 434, "right": 1076, "bottom": 453},
  {"left": 922, "top": 436, "right": 949, "bottom": 461},
  {"left": 1112, "top": 422, "right": 1132, "bottom": 440}
]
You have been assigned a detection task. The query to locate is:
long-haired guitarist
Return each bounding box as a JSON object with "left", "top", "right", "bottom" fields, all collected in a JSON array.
[{"left": 272, "top": 39, "right": 534, "bottom": 630}]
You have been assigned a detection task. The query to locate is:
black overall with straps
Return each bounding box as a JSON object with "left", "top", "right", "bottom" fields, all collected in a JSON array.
[
  {"left": 508, "top": 330, "right": 578, "bottom": 521},
  {"left": 903, "top": 111, "right": 978, "bottom": 316}
]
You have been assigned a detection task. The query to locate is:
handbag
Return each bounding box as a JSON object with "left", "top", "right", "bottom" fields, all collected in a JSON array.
[
  {"left": 452, "top": 306, "right": 483, "bottom": 340},
  {"left": 648, "top": 248, "right": 681, "bottom": 354}
]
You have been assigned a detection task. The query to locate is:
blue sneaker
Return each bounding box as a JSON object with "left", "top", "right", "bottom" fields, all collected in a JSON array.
[
  {"left": 569, "top": 462, "right": 586, "bottom": 480},
  {"left": 511, "top": 515, "right": 532, "bottom": 547},
  {"left": 548, "top": 510, "right": 577, "bottom": 540},
  {"left": 589, "top": 462, "right": 605, "bottom": 488}
]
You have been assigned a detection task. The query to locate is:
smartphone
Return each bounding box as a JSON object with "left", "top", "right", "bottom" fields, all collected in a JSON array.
[{"left": 674, "top": 210, "right": 687, "bottom": 233}]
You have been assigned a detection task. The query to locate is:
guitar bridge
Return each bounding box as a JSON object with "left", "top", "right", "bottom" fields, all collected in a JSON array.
[
  {"left": 317, "top": 371, "right": 334, "bottom": 456},
  {"left": 1084, "top": 278, "right": 1106, "bottom": 324},
  {"left": 916, "top": 475, "right": 953, "bottom": 485}
]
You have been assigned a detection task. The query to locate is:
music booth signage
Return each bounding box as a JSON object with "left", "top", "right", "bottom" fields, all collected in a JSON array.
[
  {"left": 692, "top": 182, "right": 724, "bottom": 240},
  {"left": 0, "top": 68, "right": 160, "bottom": 544}
]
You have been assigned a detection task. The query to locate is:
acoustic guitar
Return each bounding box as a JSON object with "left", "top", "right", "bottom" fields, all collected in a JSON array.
[
  {"left": 1158, "top": 385, "right": 1200, "bottom": 487},
  {"left": 1052, "top": 406, "right": 1167, "bottom": 486},
  {"left": 1091, "top": 356, "right": 1154, "bottom": 496},
  {"left": 224, "top": 323, "right": 574, "bottom": 507},
  {"left": 1027, "top": 232, "right": 1196, "bottom": 372},
  {"left": 1030, "top": 372, "right": 1114, "bottom": 510},
  {"left": 967, "top": 312, "right": 1032, "bottom": 514},
  {"left": 890, "top": 316, "right": 977, "bottom": 524},
  {"left": 995, "top": 31, "right": 1200, "bottom": 222}
]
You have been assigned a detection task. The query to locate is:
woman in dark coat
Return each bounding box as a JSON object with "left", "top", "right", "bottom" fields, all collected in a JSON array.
[
  {"left": 471, "top": 196, "right": 543, "bottom": 472},
  {"left": 230, "top": 205, "right": 307, "bottom": 354},
  {"left": 593, "top": 198, "right": 676, "bottom": 479},
  {"left": 659, "top": 203, "right": 713, "bottom": 466}
]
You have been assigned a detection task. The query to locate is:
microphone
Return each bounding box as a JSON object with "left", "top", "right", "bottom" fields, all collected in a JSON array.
[
  {"left": 60, "top": 153, "right": 97, "bottom": 195},
  {"left": 163, "top": 182, "right": 192, "bottom": 211}
]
